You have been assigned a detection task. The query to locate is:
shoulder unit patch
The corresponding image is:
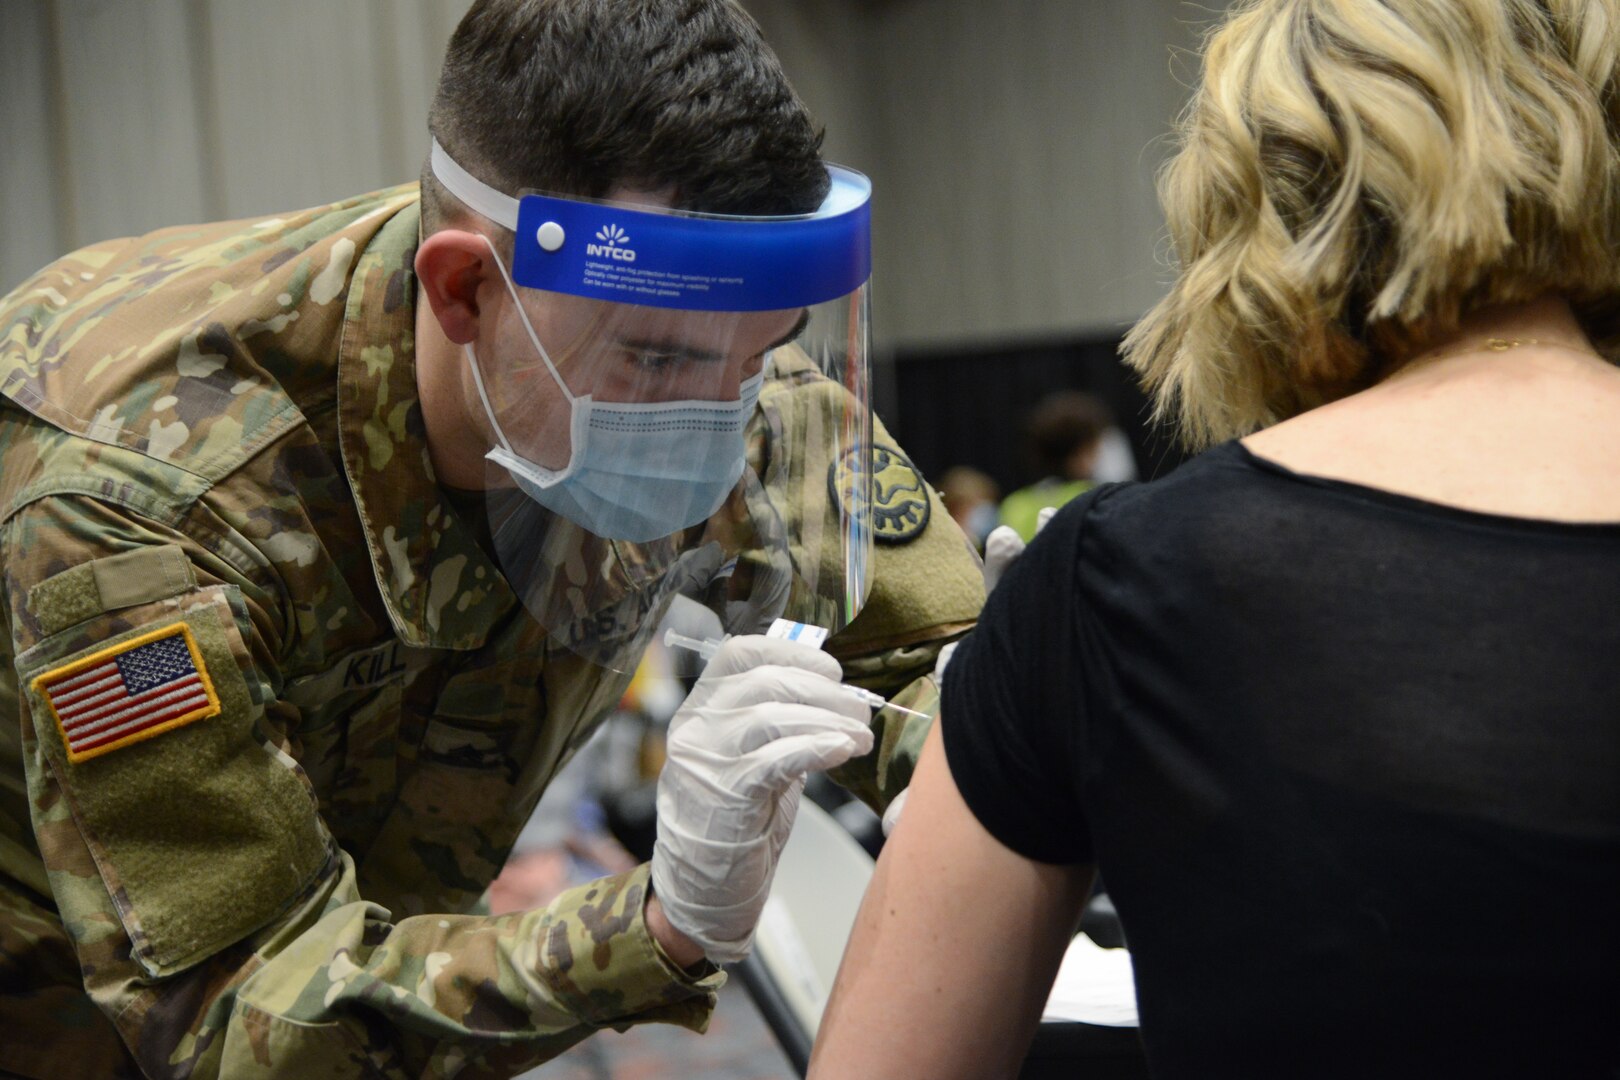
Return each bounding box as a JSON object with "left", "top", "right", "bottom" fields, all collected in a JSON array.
[
  {"left": 829, "top": 443, "right": 931, "bottom": 545},
  {"left": 32, "top": 623, "right": 222, "bottom": 764}
]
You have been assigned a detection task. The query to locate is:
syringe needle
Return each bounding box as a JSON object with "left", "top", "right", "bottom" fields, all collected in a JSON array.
[{"left": 662, "top": 630, "right": 931, "bottom": 720}]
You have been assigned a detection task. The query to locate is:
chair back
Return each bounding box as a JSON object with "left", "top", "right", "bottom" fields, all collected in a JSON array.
[{"left": 737, "top": 798, "right": 875, "bottom": 1074}]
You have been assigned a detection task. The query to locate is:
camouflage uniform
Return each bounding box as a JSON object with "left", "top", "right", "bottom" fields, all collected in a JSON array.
[{"left": 0, "top": 186, "right": 983, "bottom": 1078}]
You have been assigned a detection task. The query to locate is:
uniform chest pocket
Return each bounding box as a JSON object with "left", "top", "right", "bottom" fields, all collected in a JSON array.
[
  {"left": 355, "top": 669, "right": 545, "bottom": 916},
  {"left": 417, "top": 659, "right": 549, "bottom": 771},
  {"left": 280, "top": 639, "right": 427, "bottom": 855},
  {"left": 417, "top": 714, "right": 519, "bottom": 774},
  {"left": 292, "top": 681, "right": 405, "bottom": 856}
]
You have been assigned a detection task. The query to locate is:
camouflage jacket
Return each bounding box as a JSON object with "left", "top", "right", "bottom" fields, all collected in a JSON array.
[{"left": 0, "top": 186, "right": 983, "bottom": 1078}]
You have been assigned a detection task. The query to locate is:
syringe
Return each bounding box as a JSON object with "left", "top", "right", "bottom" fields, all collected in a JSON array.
[{"left": 662, "top": 629, "right": 932, "bottom": 720}]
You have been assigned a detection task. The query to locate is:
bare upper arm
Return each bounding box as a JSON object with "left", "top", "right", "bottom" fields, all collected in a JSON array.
[{"left": 809, "top": 719, "right": 1095, "bottom": 1080}]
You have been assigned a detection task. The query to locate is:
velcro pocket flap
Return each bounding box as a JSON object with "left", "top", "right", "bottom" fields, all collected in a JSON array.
[{"left": 26, "top": 545, "right": 196, "bottom": 637}]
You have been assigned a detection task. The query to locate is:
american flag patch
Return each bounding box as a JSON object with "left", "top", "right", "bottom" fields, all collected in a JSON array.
[{"left": 32, "top": 623, "right": 221, "bottom": 764}]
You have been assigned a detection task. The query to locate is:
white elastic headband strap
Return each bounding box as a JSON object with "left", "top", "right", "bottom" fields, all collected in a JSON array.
[
  {"left": 429, "top": 142, "right": 573, "bottom": 403},
  {"left": 430, "top": 139, "right": 519, "bottom": 230},
  {"left": 462, "top": 344, "right": 515, "bottom": 455},
  {"left": 471, "top": 233, "right": 576, "bottom": 406}
]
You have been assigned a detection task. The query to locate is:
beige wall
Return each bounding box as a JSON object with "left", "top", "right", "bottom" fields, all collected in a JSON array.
[
  {"left": 0, "top": 1, "right": 464, "bottom": 290},
  {"left": 748, "top": 0, "right": 1209, "bottom": 350},
  {"left": 1, "top": 0, "right": 1211, "bottom": 350}
]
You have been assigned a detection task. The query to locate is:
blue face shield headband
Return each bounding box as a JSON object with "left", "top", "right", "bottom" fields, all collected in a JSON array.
[{"left": 431, "top": 139, "right": 871, "bottom": 311}]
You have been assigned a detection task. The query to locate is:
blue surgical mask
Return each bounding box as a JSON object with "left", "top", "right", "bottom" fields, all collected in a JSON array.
[
  {"left": 464, "top": 237, "right": 762, "bottom": 542},
  {"left": 964, "top": 502, "right": 1000, "bottom": 546}
]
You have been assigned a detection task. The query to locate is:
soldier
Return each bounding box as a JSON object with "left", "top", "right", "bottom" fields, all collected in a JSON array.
[{"left": 0, "top": 1, "right": 983, "bottom": 1077}]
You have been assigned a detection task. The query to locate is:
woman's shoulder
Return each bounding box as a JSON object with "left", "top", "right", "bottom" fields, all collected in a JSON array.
[{"left": 1049, "top": 441, "right": 1263, "bottom": 534}]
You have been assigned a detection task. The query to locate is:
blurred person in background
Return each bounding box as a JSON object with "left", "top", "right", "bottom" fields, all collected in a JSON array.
[
  {"left": 939, "top": 465, "right": 1002, "bottom": 551},
  {"left": 811, "top": 0, "right": 1620, "bottom": 1076},
  {"left": 997, "top": 389, "right": 1114, "bottom": 541}
]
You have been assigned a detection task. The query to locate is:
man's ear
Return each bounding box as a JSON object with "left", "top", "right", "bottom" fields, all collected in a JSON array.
[{"left": 416, "top": 230, "right": 496, "bottom": 345}]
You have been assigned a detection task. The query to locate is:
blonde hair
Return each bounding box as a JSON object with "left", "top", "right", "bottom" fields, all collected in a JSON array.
[{"left": 1124, "top": 0, "right": 1620, "bottom": 448}]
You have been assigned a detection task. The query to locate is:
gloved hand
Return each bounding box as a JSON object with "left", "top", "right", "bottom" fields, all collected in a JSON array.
[
  {"left": 980, "top": 503, "right": 1060, "bottom": 594},
  {"left": 650, "top": 635, "right": 874, "bottom": 964},
  {"left": 883, "top": 505, "right": 1063, "bottom": 837}
]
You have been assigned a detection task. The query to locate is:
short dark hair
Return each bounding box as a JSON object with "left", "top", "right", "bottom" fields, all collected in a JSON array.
[
  {"left": 422, "top": 0, "right": 829, "bottom": 233},
  {"left": 1026, "top": 391, "right": 1112, "bottom": 477}
]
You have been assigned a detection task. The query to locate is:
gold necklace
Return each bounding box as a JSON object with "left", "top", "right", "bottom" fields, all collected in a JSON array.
[
  {"left": 1479, "top": 337, "right": 1600, "bottom": 354},
  {"left": 1391, "top": 336, "right": 1606, "bottom": 376}
]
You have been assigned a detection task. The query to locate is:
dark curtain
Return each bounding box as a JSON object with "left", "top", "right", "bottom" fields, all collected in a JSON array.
[{"left": 878, "top": 334, "right": 1188, "bottom": 497}]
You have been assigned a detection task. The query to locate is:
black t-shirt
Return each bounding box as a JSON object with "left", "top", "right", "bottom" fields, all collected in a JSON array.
[{"left": 944, "top": 440, "right": 1620, "bottom": 1078}]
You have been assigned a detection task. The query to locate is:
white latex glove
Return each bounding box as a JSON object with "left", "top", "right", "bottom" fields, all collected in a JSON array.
[
  {"left": 884, "top": 506, "right": 1063, "bottom": 838},
  {"left": 881, "top": 789, "right": 909, "bottom": 837},
  {"left": 651, "top": 635, "right": 874, "bottom": 964},
  {"left": 979, "top": 523, "right": 1026, "bottom": 595},
  {"left": 979, "top": 504, "right": 1060, "bottom": 594}
]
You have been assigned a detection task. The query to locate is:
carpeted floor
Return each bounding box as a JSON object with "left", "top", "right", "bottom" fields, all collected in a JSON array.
[{"left": 515, "top": 981, "right": 796, "bottom": 1079}]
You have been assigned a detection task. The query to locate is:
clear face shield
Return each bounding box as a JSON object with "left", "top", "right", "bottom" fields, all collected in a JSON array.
[{"left": 430, "top": 141, "right": 874, "bottom": 672}]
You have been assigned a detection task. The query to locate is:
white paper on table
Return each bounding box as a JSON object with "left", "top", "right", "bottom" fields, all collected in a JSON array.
[{"left": 1040, "top": 932, "right": 1139, "bottom": 1027}]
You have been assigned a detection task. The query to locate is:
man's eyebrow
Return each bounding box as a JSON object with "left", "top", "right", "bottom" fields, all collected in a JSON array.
[
  {"left": 617, "top": 308, "right": 811, "bottom": 363},
  {"left": 765, "top": 309, "right": 811, "bottom": 354},
  {"left": 614, "top": 338, "right": 724, "bottom": 363}
]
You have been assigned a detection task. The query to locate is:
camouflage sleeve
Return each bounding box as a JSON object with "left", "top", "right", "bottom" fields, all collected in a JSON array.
[
  {"left": 218, "top": 861, "right": 716, "bottom": 1078},
  {"left": 822, "top": 414, "right": 986, "bottom": 814},
  {"left": 3, "top": 493, "right": 719, "bottom": 1080}
]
